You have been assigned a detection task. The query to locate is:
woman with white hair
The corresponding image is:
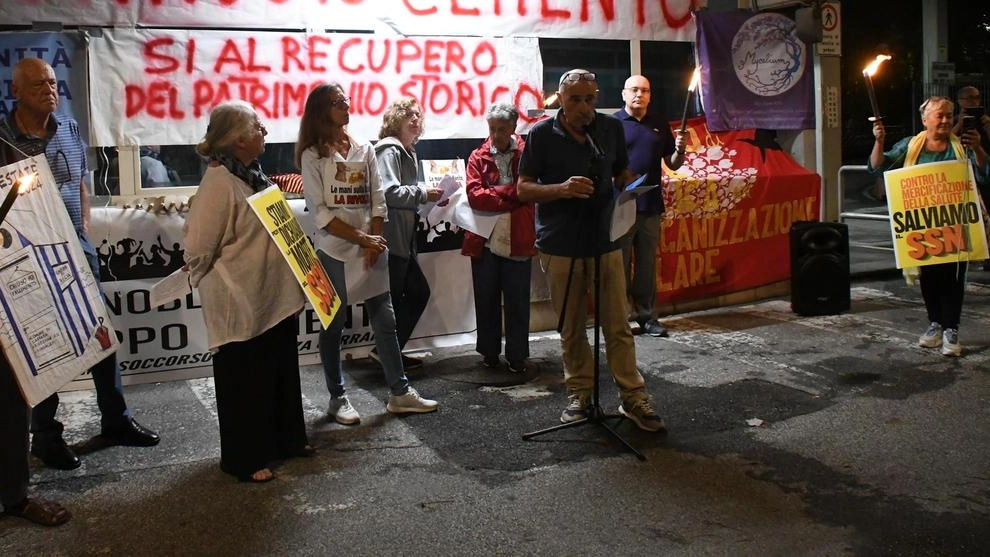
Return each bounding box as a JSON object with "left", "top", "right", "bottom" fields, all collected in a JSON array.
[
  {"left": 870, "top": 95, "right": 989, "bottom": 357},
  {"left": 461, "top": 102, "right": 534, "bottom": 373},
  {"left": 184, "top": 100, "right": 312, "bottom": 482}
]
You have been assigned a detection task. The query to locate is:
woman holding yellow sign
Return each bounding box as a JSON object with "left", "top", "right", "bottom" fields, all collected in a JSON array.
[
  {"left": 869, "top": 95, "right": 989, "bottom": 357},
  {"left": 296, "top": 84, "right": 438, "bottom": 425},
  {"left": 184, "top": 101, "right": 312, "bottom": 482}
]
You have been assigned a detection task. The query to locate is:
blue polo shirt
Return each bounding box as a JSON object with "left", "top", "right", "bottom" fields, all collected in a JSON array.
[
  {"left": 0, "top": 109, "right": 88, "bottom": 233},
  {"left": 613, "top": 107, "right": 675, "bottom": 215},
  {"left": 518, "top": 112, "right": 628, "bottom": 257}
]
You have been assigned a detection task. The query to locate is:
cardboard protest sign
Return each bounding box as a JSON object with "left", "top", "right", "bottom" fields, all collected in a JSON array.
[
  {"left": 0, "top": 156, "right": 120, "bottom": 405},
  {"left": 247, "top": 185, "right": 340, "bottom": 328},
  {"left": 884, "top": 160, "right": 988, "bottom": 269}
]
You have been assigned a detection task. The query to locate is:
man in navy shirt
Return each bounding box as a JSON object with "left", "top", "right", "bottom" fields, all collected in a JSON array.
[
  {"left": 614, "top": 75, "right": 686, "bottom": 337},
  {"left": 517, "top": 69, "right": 665, "bottom": 432},
  {"left": 0, "top": 58, "right": 159, "bottom": 473}
]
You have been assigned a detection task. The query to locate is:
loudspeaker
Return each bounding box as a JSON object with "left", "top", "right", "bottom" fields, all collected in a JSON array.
[
  {"left": 795, "top": 5, "right": 823, "bottom": 43},
  {"left": 790, "top": 221, "right": 850, "bottom": 316}
]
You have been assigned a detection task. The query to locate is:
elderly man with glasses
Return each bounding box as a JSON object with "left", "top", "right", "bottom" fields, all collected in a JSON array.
[
  {"left": 0, "top": 58, "right": 160, "bottom": 474},
  {"left": 517, "top": 68, "right": 665, "bottom": 432}
]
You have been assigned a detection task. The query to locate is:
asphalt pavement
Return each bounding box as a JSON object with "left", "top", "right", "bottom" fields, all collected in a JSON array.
[{"left": 2, "top": 267, "right": 989, "bottom": 556}]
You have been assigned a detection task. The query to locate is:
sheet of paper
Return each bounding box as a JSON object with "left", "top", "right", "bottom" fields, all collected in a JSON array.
[
  {"left": 150, "top": 268, "right": 192, "bottom": 307},
  {"left": 419, "top": 175, "right": 462, "bottom": 217},
  {"left": 610, "top": 175, "right": 657, "bottom": 242},
  {"left": 432, "top": 186, "right": 501, "bottom": 238},
  {"left": 344, "top": 249, "right": 389, "bottom": 303}
]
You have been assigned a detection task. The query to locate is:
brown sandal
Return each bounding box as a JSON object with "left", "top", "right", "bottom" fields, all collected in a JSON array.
[{"left": 4, "top": 497, "right": 71, "bottom": 526}]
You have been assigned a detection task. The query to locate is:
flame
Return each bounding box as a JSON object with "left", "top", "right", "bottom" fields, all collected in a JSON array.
[
  {"left": 15, "top": 173, "right": 37, "bottom": 194},
  {"left": 862, "top": 55, "right": 892, "bottom": 76},
  {"left": 688, "top": 67, "right": 701, "bottom": 92}
]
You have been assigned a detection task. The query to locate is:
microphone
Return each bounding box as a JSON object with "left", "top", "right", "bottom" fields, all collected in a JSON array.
[{"left": 583, "top": 126, "right": 605, "bottom": 199}]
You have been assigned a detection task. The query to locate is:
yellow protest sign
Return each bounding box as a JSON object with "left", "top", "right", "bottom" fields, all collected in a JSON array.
[
  {"left": 247, "top": 186, "right": 340, "bottom": 328},
  {"left": 884, "top": 160, "right": 988, "bottom": 269}
]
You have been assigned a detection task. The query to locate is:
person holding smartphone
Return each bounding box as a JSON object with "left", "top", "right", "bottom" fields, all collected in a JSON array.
[{"left": 952, "top": 86, "right": 990, "bottom": 271}]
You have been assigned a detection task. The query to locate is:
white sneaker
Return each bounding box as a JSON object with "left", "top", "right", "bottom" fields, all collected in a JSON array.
[
  {"left": 941, "top": 328, "right": 962, "bottom": 357},
  {"left": 386, "top": 387, "right": 438, "bottom": 414},
  {"left": 918, "top": 322, "right": 942, "bottom": 348},
  {"left": 327, "top": 396, "right": 360, "bottom": 425}
]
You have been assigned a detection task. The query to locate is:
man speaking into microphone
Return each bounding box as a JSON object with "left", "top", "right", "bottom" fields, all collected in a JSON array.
[{"left": 517, "top": 68, "right": 665, "bottom": 432}]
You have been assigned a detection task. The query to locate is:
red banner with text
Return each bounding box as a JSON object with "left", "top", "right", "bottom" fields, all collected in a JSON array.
[
  {"left": 88, "top": 29, "right": 543, "bottom": 146},
  {"left": 657, "top": 118, "right": 821, "bottom": 304}
]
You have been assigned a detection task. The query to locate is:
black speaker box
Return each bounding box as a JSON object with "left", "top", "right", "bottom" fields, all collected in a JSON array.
[{"left": 790, "top": 221, "right": 850, "bottom": 316}]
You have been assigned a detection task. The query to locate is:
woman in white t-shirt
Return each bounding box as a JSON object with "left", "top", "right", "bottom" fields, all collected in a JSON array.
[{"left": 296, "top": 84, "right": 438, "bottom": 423}]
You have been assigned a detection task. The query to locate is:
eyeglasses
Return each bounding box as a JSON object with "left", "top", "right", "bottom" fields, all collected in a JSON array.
[
  {"left": 330, "top": 97, "right": 351, "bottom": 109},
  {"left": 624, "top": 87, "right": 651, "bottom": 95},
  {"left": 559, "top": 71, "right": 596, "bottom": 86},
  {"left": 959, "top": 95, "right": 981, "bottom": 101}
]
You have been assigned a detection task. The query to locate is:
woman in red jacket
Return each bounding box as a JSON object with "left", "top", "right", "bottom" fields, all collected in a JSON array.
[{"left": 461, "top": 103, "right": 536, "bottom": 373}]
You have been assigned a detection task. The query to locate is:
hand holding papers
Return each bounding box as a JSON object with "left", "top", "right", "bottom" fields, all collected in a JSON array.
[
  {"left": 150, "top": 268, "right": 192, "bottom": 307},
  {"left": 610, "top": 174, "right": 657, "bottom": 241}
]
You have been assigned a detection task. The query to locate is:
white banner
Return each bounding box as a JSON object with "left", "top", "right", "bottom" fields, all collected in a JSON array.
[
  {"left": 85, "top": 197, "right": 476, "bottom": 385},
  {"left": 0, "top": 156, "right": 120, "bottom": 405},
  {"left": 2, "top": 1, "right": 698, "bottom": 41},
  {"left": 87, "top": 28, "right": 543, "bottom": 146}
]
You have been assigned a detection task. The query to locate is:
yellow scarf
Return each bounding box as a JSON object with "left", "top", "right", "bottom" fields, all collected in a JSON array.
[{"left": 904, "top": 131, "right": 965, "bottom": 167}]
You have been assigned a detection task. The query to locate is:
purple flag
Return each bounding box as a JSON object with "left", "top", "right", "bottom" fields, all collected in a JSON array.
[{"left": 696, "top": 10, "right": 814, "bottom": 131}]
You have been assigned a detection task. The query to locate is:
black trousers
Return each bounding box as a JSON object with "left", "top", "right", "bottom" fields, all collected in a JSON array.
[
  {"left": 919, "top": 261, "right": 968, "bottom": 330},
  {"left": 387, "top": 254, "right": 431, "bottom": 350},
  {"left": 470, "top": 248, "right": 532, "bottom": 363},
  {"left": 211, "top": 316, "right": 308, "bottom": 479},
  {"left": 0, "top": 355, "right": 29, "bottom": 509}
]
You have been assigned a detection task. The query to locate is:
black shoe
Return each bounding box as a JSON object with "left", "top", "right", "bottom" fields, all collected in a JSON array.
[
  {"left": 507, "top": 360, "right": 527, "bottom": 373},
  {"left": 101, "top": 418, "right": 160, "bottom": 447},
  {"left": 401, "top": 354, "right": 424, "bottom": 370},
  {"left": 641, "top": 321, "right": 669, "bottom": 337},
  {"left": 481, "top": 355, "right": 501, "bottom": 368},
  {"left": 31, "top": 438, "right": 81, "bottom": 471}
]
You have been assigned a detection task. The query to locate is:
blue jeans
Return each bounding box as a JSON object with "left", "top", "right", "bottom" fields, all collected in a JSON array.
[
  {"left": 316, "top": 251, "right": 409, "bottom": 397},
  {"left": 32, "top": 233, "right": 129, "bottom": 441}
]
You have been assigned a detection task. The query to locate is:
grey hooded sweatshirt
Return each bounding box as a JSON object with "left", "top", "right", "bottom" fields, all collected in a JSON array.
[{"left": 374, "top": 136, "right": 429, "bottom": 259}]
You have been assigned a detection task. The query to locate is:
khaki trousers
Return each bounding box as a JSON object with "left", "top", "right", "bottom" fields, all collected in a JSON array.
[{"left": 540, "top": 249, "right": 646, "bottom": 398}]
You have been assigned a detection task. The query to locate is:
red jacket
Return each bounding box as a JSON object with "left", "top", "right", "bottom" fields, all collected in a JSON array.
[{"left": 460, "top": 136, "right": 536, "bottom": 258}]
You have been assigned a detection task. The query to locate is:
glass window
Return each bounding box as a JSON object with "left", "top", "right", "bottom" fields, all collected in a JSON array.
[
  {"left": 539, "top": 38, "right": 630, "bottom": 107},
  {"left": 639, "top": 41, "right": 697, "bottom": 122},
  {"left": 93, "top": 147, "right": 120, "bottom": 196},
  {"left": 156, "top": 145, "right": 205, "bottom": 187}
]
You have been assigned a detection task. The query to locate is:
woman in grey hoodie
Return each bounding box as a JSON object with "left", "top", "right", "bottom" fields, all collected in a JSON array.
[{"left": 374, "top": 98, "right": 442, "bottom": 369}]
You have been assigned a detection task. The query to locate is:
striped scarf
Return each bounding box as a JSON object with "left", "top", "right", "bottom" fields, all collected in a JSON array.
[{"left": 212, "top": 153, "right": 274, "bottom": 193}]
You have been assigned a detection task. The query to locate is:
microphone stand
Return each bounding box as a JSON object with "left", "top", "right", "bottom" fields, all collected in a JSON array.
[{"left": 522, "top": 133, "right": 645, "bottom": 461}]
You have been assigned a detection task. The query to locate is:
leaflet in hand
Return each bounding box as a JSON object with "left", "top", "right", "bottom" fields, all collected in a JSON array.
[{"left": 611, "top": 175, "right": 659, "bottom": 241}]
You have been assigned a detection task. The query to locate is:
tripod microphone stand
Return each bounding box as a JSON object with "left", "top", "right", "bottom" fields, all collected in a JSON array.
[{"left": 522, "top": 164, "right": 645, "bottom": 461}]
